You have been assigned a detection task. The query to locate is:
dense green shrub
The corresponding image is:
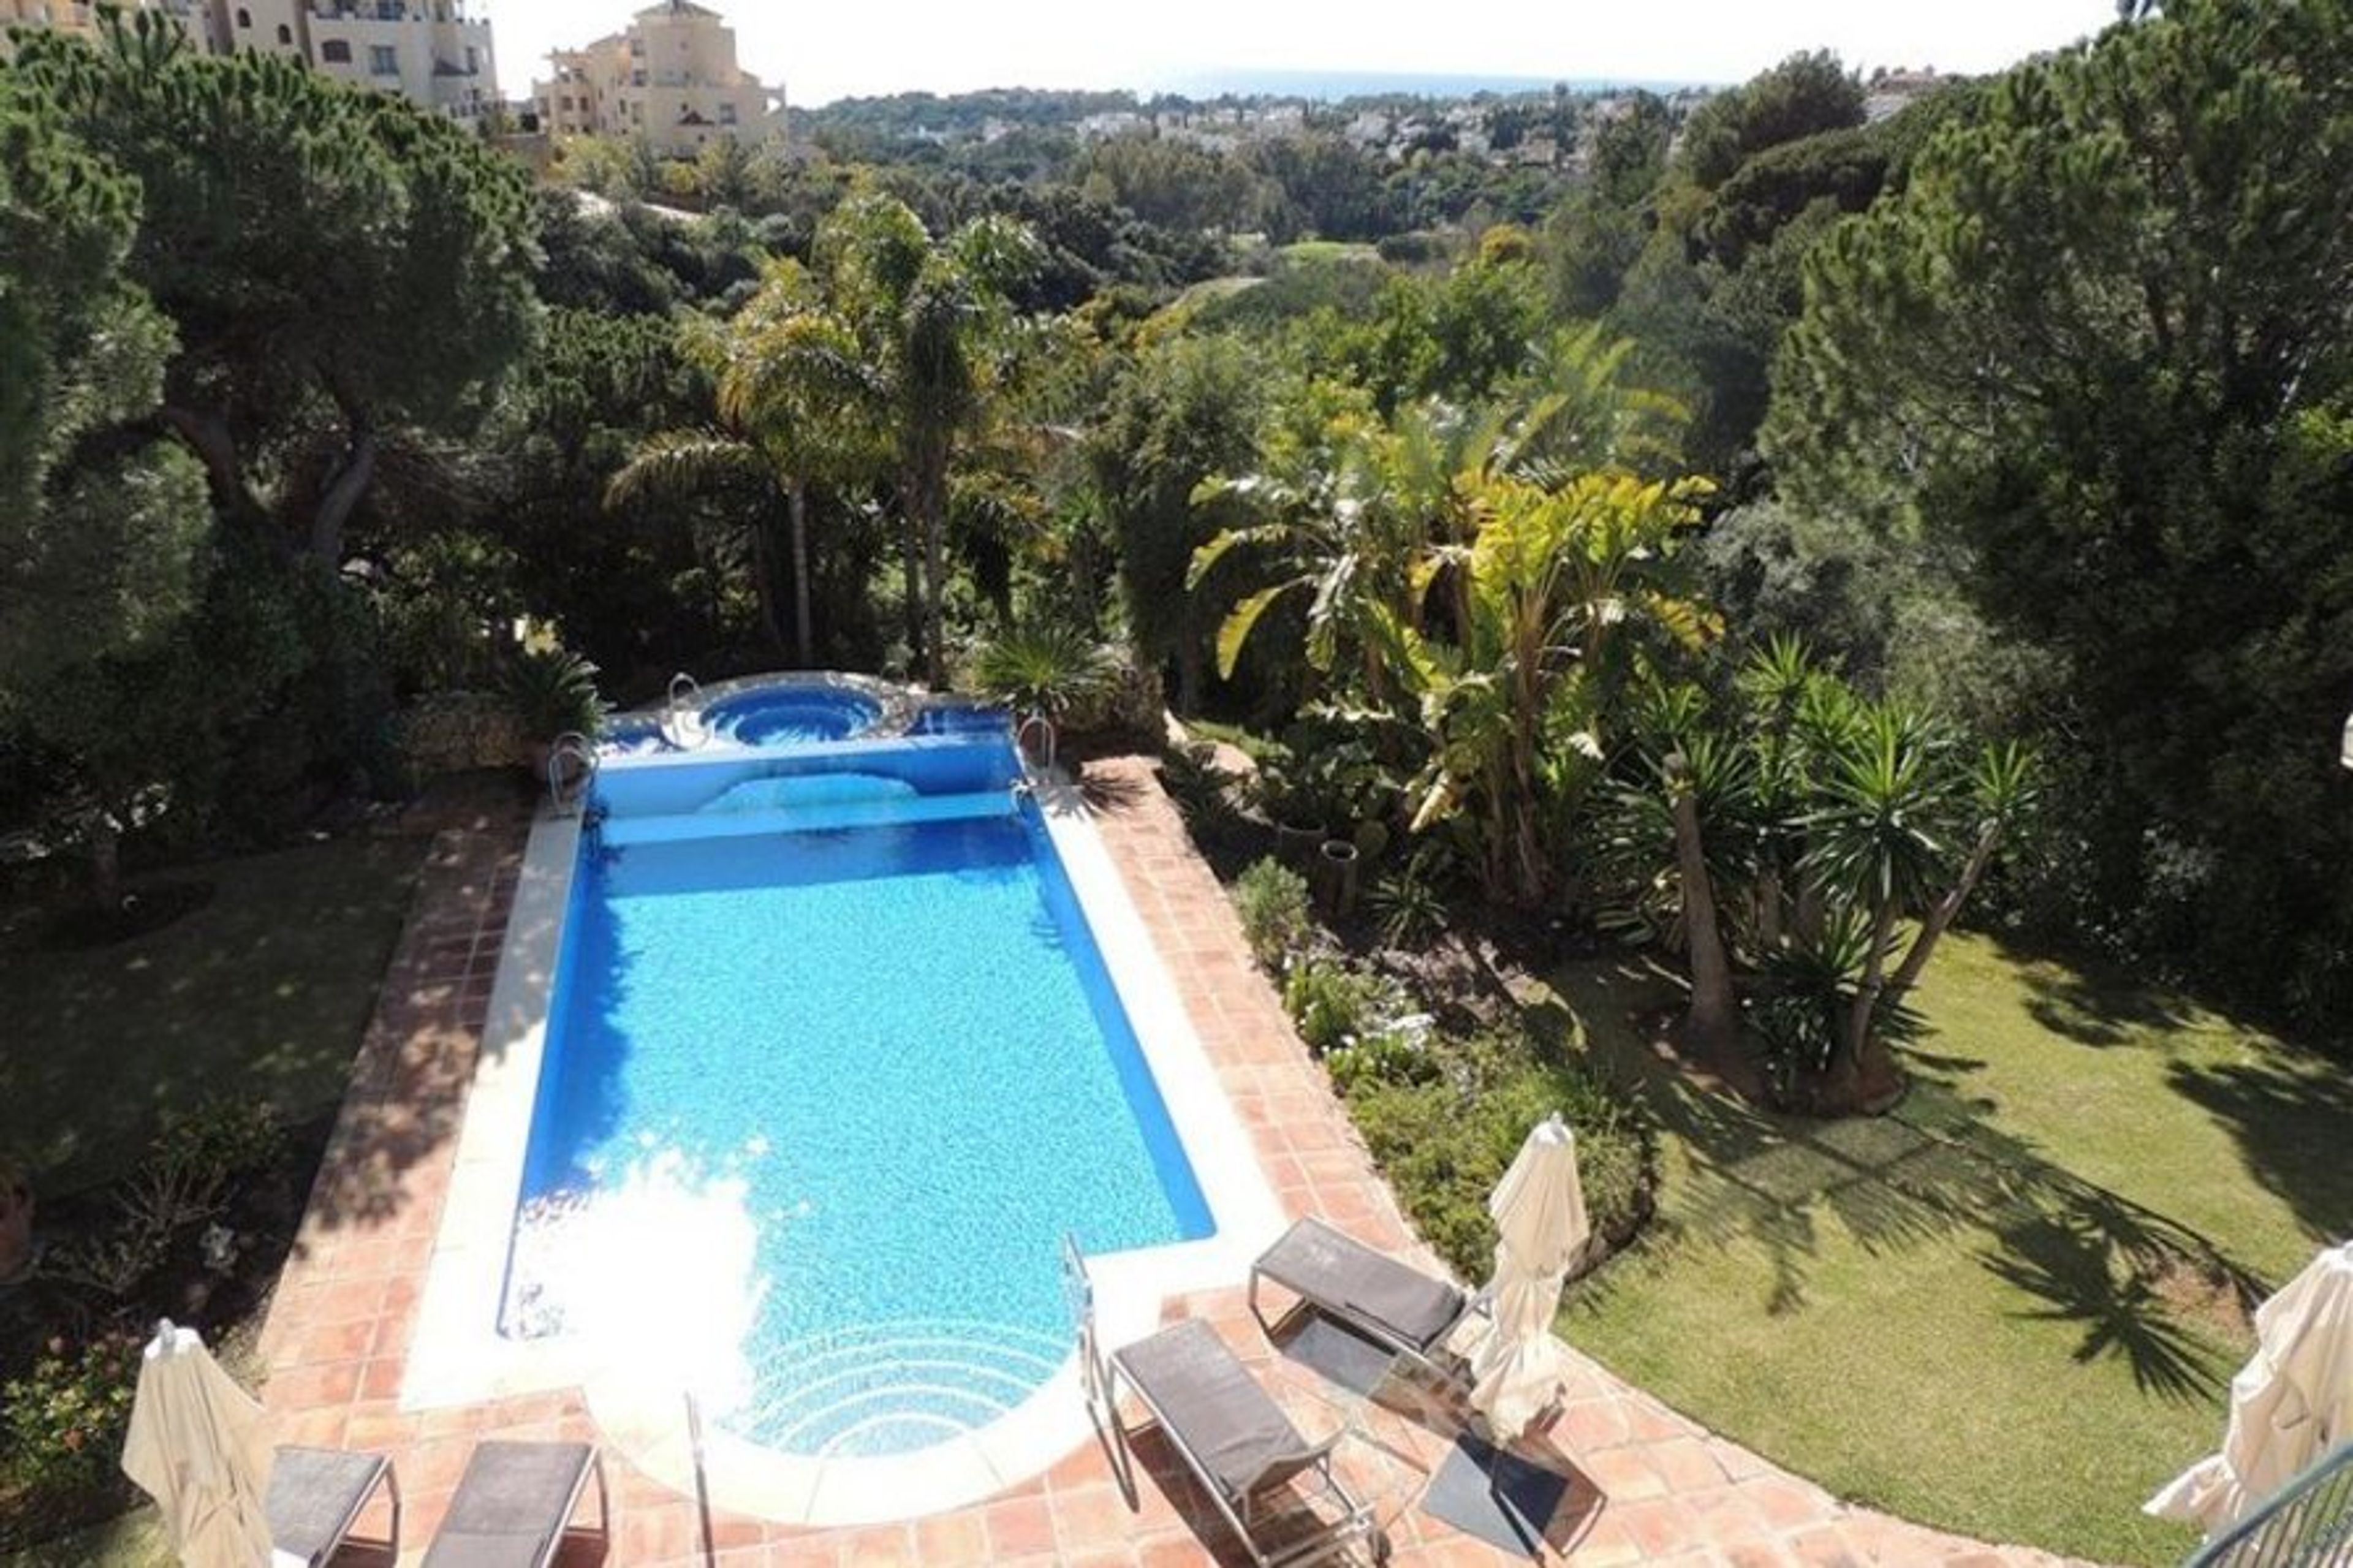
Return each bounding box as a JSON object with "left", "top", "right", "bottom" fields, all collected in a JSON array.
[
  {"left": 1324, "top": 1024, "right": 1439, "bottom": 1096},
  {"left": 1346, "top": 1029, "right": 1654, "bottom": 1281},
  {"left": 1748, "top": 915, "right": 1923, "bottom": 1112},
  {"left": 1, "top": 1333, "right": 139, "bottom": 1495},
  {"left": 160, "top": 1099, "right": 287, "bottom": 1193},
  {"left": 1232, "top": 857, "right": 1312, "bottom": 968},
  {"left": 1280, "top": 954, "right": 1408, "bottom": 1056}
]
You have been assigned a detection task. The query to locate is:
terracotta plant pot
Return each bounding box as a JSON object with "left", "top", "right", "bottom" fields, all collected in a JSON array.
[
  {"left": 1275, "top": 817, "right": 1327, "bottom": 865},
  {"left": 1315, "top": 838, "right": 1362, "bottom": 917}
]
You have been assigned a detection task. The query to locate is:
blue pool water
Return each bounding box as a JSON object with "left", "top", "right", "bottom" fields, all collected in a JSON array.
[
  {"left": 907, "top": 703, "right": 1009, "bottom": 737},
  {"left": 703, "top": 686, "right": 880, "bottom": 746},
  {"left": 503, "top": 739, "right": 1212, "bottom": 1459}
]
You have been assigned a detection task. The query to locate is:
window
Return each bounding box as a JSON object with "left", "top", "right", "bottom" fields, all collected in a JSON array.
[
  {"left": 631, "top": 70, "right": 645, "bottom": 87},
  {"left": 234, "top": 6, "right": 249, "bottom": 26},
  {"left": 717, "top": 102, "right": 736, "bottom": 124},
  {"left": 464, "top": 46, "right": 478, "bottom": 74},
  {"left": 275, "top": 22, "right": 289, "bottom": 43},
  {"left": 320, "top": 39, "right": 350, "bottom": 61},
  {"left": 368, "top": 44, "right": 398, "bottom": 75}
]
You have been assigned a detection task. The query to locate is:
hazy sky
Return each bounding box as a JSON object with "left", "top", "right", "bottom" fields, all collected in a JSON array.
[{"left": 487, "top": 0, "right": 2120, "bottom": 107}]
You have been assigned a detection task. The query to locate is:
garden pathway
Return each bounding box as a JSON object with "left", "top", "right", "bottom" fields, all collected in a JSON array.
[{"left": 252, "top": 756, "right": 2094, "bottom": 1566}]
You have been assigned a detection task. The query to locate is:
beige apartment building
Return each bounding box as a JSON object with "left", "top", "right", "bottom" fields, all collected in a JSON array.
[
  {"left": 2, "top": 0, "right": 219, "bottom": 51},
  {"left": 2, "top": 0, "right": 498, "bottom": 126},
  {"left": 534, "top": 0, "right": 779, "bottom": 156}
]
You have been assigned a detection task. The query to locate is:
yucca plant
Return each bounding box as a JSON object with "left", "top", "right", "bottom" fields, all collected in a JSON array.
[
  {"left": 502, "top": 646, "right": 607, "bottom": 746},
  {"left": 1367, "top": 846, "right": 1450, "bottom": 949},
  {"left": 967, "top": 623, "right": 1120, "bottom": 728},
  {"left": 1749, "top": 912, "right": 1922, "bottom": 1112}
]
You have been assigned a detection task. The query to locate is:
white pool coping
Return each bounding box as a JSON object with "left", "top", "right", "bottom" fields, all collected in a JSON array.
[{"left": 402, "top": 759, "right": 1284, "bottom": 1526}]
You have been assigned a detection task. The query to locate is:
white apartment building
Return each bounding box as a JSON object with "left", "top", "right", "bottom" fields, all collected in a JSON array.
[
  {"left": 534, "top": 1, "right": 780, "bottom": 157},
  {"left": 1, "top": 0, "right": 498, "bottom": 126}
]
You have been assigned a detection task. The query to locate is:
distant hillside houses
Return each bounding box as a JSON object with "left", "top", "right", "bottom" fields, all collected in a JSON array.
[
  {"left": 1051, "top": 86, "right": 1715, "bottom": 172},
  {"left": 1863, "top": 65, "right": 1946, "bottom": 123}
]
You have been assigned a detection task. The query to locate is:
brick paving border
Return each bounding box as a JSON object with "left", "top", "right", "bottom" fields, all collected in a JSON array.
[{"left": 251, "top": 758, "right": 2090, "bottom": 1566}]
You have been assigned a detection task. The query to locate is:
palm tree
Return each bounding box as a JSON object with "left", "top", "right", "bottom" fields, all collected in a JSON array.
[
  {"left": 1185, "top": 436, "right": 1425, "bottom": 700},
  {"left": 606, "top": 281, "right": 875, "bottom": 665},
  {"left": 1507, "top": 322, "right": 1691, "bottom": 482},
  {"left": 1802, "top": 705, "right": 1961, "bottom": 1077},
  {"left": 1186, "top": 397, "right": 1528, "bottom": 702},
  {"left": 818, "top": 192, "right": 1040, "bottom": 684},
  {"left": 715, "top": 266, "right": 883, "bottom": 664}
]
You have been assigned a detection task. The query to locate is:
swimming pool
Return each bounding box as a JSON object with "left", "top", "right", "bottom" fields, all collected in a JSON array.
[
  {"left": 407, "top": 718, "right": 1277, "bottom": 1522},
  {"left": 499, "top": 736, "right": 1214, "bottom": 1462}
]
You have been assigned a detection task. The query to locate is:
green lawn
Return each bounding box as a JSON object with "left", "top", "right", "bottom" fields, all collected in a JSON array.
[
  {"left": 1536, "top": 933, "right": 2353, "bottom": 1567},
  {"left": 0, "top": 836, "right": 423, "bottom": 1568},
  {"left": 0, "top": 837, "right": 426, "bottom": 1193}
]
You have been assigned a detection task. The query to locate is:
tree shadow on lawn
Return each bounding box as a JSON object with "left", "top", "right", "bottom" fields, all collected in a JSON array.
[
  {"left": 1559, "top": 968, "right": 2249, "bottom": 1404},
  {"left": 1969, "top": 933, "right": 2205, "bottom": 1050},
  {"left": 2164, "top": 1053, "right": 2353, "bottom": 1263},
  {"left": 0, "top": 839, "right": 430, "bottom": 1197},
  {"left": 2019, "top": 968, "right": 2199, "bottom": 1048},
  {"left": 1980, "top": 1211, "right": 2231, "bottom": 1403}
]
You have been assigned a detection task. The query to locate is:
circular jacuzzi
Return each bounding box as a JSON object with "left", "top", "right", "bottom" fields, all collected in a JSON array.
[{"left": 702, "top": 686, "right": 882, "bottom": 747}]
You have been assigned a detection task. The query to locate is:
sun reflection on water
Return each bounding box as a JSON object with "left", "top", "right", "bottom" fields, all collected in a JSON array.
[{"left": 506, "top": 1144, "right": 770, "bottom": 1418}]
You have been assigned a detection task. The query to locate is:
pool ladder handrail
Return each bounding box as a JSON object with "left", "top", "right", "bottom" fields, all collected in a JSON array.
[
  {"left": 664, "top": 671, "right": 710, "bottom": 751},
  {"left": 1017, "top": 710, "right": 1058, "bottom": 771},
  {"left": 548, "top": 732, "right": 597, "bottom": 816}
]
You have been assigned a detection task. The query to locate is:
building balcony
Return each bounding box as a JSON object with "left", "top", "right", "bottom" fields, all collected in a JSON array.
[{"left": 308, "top": 0, "right": 481, "bottom": 20}]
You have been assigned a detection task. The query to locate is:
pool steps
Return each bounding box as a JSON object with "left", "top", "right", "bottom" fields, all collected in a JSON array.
[
  {"left": 597, "top": 790, "right": 1018, "bottom": 846},
  {"left": 733, "top": 1319, "right": 1071, "bottom": 1460}
]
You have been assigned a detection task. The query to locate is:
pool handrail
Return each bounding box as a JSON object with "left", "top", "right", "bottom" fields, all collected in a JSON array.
[
  {"left": 663, "top": 672, "right": 710, "bottom": 751},
  {"left": 1017, "top": 711, "right": 1058, "bottom": 771},
  {"left": 547, "top": 733, "right": 597, "bottom": 816}
]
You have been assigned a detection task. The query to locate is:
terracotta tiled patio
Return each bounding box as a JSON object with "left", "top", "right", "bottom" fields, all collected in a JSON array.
[{"left": 252, "top": 757, "right": 2088, "bottom": 1566}]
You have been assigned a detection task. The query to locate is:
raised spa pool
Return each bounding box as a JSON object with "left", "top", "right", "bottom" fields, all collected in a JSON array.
[
  {"left": 597, "top": 676, "right": 893, "bottom": 757},
  {"left": 500, "top": 735, "right": 1213, "bottom": 1460},
  {"left": 702, "top": 685, "right": 881, "bottom": 747}
]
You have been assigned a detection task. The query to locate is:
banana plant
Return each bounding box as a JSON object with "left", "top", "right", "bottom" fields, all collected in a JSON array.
[{"left": 1392, "top": 468, "right": 1717, "bottom": 903}]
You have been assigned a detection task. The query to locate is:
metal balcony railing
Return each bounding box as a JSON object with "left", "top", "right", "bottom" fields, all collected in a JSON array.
[{"left": 2189, "top": 1444, "right": 2353, "bottom": 1568}]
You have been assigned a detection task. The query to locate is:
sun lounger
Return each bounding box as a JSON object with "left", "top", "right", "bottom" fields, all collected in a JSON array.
[
  {"left": 1249, "top": 1217, "right": 1488, "bottom": 1380},
  {"left": 1066, "top": 1237, "right": 1382, "bottom": 1567},
  {"left": 268, "top": 1445, "right": 400, "bottom": 1567},
  {"left": 1110, "top": 1319, "right": 1384, "bottom": 1567},
  {"left": 420, "top": 1441, "right": 608, "bottom": 1568}
]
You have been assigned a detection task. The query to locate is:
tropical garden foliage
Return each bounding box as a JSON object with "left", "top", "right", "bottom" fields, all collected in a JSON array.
[{"left": 3, "top": 0, "right": 2351, "bottom": 1555}]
